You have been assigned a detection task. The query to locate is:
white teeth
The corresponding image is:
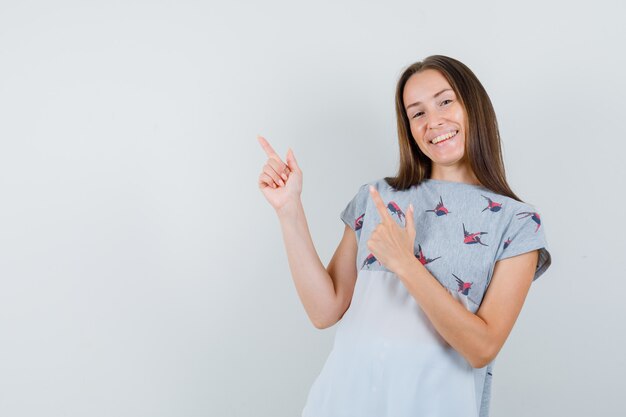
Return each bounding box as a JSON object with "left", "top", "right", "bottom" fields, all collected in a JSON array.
[{"left": 431, "top": 130, "right": 458, "bottom": 144}]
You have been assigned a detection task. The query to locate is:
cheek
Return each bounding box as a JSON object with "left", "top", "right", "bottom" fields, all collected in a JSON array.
[
  {"left": 409, "top": 126, "right": 426, "bottom": 151},
  {"left": 409, "top": 122, "right": 425, "bottom": 143},
  {"left": 452, "top": 105, "right": 466, "bottom": 125}
]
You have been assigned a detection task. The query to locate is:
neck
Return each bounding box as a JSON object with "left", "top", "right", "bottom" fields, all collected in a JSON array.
[{"left": 429, "top": 164, "right": 481, "bottom": 185}]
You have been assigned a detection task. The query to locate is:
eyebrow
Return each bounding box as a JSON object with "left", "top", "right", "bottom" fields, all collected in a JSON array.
[{"left": 405, "top": 88, "right": 453, "bottom": 110}]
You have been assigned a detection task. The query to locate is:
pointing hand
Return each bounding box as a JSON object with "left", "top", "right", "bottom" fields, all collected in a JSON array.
[
  {"left": 367, "top": 185, "right": 417, "bottom": 276},
  {"left": 257, "top": 134, "right": 303, "bottom": 212}
]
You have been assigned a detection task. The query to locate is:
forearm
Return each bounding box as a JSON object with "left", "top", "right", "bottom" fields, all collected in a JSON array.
[
  {"left": 277, "top": 200, "right": 337, "bottom": 328},
  {"left": 396, "top": 258, "right": 491, "bottom": 368}
]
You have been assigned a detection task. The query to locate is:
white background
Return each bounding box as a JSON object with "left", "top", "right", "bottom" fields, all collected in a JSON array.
[{"left": 1, "top": 0, "right": 624, "bottom": 416}]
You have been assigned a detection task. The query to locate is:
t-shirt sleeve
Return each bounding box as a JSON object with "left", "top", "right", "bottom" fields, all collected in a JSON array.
[
  {"left": 495, "top": 207, "right": 552, "bottom": 281},
  {"left": 340, "top": 183, "right": 370, "bottom": 235}
]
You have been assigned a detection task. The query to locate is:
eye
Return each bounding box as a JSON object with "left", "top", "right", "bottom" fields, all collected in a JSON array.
[{"left": 411, "top": 99, "right": 453, "bottom": 119}]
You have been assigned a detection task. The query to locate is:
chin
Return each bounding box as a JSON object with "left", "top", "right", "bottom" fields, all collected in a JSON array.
[{"left": 430, "top": 149, "right": 465, "bottom": 165}]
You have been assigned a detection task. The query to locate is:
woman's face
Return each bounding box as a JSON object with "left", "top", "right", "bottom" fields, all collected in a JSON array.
[{"left": 403, "top": 69, "right": 468, "bottom": 168}]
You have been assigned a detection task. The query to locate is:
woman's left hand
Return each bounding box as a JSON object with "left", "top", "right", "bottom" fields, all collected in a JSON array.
[{"left": 367, "top": 185, "right": 417, "bottom": 276}]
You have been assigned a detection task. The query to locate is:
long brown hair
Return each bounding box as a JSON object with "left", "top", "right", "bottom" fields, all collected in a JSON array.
[{"left": 385, "top": 54, "right": 523, "bottom": 202}]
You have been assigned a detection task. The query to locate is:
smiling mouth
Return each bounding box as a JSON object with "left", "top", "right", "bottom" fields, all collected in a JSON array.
[{"left": 430, "top": 130, "right": 459, "bottom": 145}]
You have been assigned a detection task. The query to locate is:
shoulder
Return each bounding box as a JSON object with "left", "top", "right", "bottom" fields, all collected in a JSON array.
[
  {"left": 371, "top": 177, "right": 389, "bottom": 189},
  {"left": 354, "top": 177, "right": 390, "bottom": 194},
  {"left": 371, "top": 177, "right": 412, "bottom": 194},
  {"left": 482, "top": 190, "right": 540, "bottom": 215}
]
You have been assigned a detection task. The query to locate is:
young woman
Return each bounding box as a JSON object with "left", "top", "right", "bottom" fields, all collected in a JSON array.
[{"left": 257, "top": 54, "right": 552, "bottom": 417}]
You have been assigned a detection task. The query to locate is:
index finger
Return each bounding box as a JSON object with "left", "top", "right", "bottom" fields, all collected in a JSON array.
[
  {"left": 369, "top": 185, "right": 392, "bottom": 223},
  {"left": 257, "top": 135, "right": 280, "bottom": 160}
]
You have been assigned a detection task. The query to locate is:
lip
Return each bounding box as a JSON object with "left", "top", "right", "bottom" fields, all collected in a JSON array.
[{"left": 429, "top": 129, "right": 459, "bottom": 144}]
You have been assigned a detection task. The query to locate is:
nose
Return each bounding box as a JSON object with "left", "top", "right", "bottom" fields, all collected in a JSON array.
[{"left": 427, "top": 113, "right": 445, "bottom": 130}]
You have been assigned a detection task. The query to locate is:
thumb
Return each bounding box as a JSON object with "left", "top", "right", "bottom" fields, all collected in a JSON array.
[{"left": 286, "top": 147, "right": 300, "bottom": 173}]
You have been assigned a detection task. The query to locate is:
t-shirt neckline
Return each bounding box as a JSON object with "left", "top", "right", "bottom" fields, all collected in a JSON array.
[{"left": 421, "top": 178, "right": 487, "bottom": 189}]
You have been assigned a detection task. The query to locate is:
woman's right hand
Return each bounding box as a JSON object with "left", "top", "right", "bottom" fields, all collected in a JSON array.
[{"left": 257, "top": 134, "right": 303, "bottom": 213}]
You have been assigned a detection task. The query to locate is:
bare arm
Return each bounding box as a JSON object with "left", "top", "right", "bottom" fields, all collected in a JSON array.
[
  {"left": 277, "top": 201, "right": 358, "bottom": 329},
  {"left": 256, "top": 135, "right": 357, "bottom": 329},
  {"left": 396, "top": 250, "right": 537, "bottom": 368}
]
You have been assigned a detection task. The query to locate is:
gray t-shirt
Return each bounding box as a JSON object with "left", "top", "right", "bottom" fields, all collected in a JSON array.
[{"left": 302, "top": 177, "right": 552, "bottom": 417}]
